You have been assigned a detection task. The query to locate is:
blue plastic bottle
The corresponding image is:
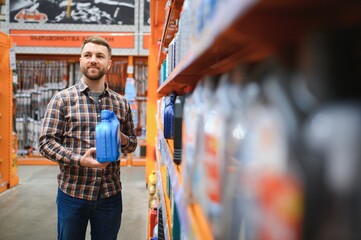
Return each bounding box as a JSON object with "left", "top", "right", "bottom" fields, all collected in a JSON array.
[
  {"left": 96, "top": 110, "right": 121, "bottom": 162},
  {"left": 110, "top": 111, "right": 121, "bottom": 161}
]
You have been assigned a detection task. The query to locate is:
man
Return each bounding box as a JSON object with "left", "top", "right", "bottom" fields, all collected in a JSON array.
[{"left": 39, "top": 36, "right": 137, "bottom": 240}]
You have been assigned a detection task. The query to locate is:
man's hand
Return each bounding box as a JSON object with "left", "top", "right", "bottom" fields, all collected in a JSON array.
[
  {"left": 80, "top": 147, "right": 109, "bottom": 169},
  {"left": 120, "top": 132, "right": 129, "bottom": 146}
]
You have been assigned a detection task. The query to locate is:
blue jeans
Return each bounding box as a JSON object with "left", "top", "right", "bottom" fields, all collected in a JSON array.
[{"left": 57, "top": 188, "right": 122, "bottom": 240}]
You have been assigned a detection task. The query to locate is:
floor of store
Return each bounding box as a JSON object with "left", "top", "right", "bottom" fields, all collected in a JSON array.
[{"left": 0, "top": 165, "right": 149, "bottom": 240}]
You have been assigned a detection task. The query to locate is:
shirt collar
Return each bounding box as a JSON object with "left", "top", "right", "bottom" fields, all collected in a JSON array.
[{"left": 77, "top": 78, "right": 110, "bottom": 95}]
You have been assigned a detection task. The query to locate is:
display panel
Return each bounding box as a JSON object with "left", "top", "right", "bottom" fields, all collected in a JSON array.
[{"left": 10, "top": 0, "right": 135, "bottom": 25}]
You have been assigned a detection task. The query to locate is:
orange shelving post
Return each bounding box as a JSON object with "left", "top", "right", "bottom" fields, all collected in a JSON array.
[
  {"left": 146, "top": 0, "right": 167, "bottom": 183},
  {"left": 146, "top": 1, "right": 167, "bottom": 239},
  {"left": 0, "top": 32, "right": 19, "bottom": 192}
]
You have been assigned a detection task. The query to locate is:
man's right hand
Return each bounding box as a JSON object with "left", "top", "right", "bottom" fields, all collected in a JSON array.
[{"left": 80, "top": 147, "right": 109, "bottom": 169}]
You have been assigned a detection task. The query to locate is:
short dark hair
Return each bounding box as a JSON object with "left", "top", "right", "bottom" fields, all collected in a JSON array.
[{"left": 81, "top": 36, "right": 112, "bottom": 56}]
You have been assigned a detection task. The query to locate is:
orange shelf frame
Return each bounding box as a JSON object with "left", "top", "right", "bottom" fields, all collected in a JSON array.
[
  {"left": 0, "top": 32, "right": 19, "bottom": 192},
  {"left": 17, "top": 155, "right": 132, "bottom": 167},
  {"left": 17, "top": 156, "right": 57, "bottom": 166}
]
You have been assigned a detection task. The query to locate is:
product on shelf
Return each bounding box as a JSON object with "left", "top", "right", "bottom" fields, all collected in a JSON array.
[
  {"left": 301, "top": 102, "right": 361, "bottom": 240},
  {"left": 148, "top": 170, "right": 157, "bottom": 208},
  {"left": 173, "top": 95, "right": 185, "bottom": 165},
  {"left": 158, "top": 207, "right": 165, "bottom": 240},
  {"left": 181, "top": 76, "right": 218, "bottom": 212},
  {"left": 236, "top": 61, "right": 306, "bottom": 240},
  {"left": 201, "top": 73, "right": 233, "bottom": 239},
  {"left": 298, "top": 27, "right": 361, "bottom": 240},
  {"left": 219, "top": 66, "right": 250, "bottom": 240},
  {"left": 149, "top": 208, "right": 158, "bottom": 238},
  {"left": 172, "top": 201, "right": 181, "bottom": 240},
  {"left": 163, "top": 92, "right": 177, "bottom": 139}
]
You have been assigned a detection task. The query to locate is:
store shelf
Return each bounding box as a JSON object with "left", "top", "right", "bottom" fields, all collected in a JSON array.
[
  {"left": 157, "top": 0, "right": 185, "bottom": 67},
  {"left": 129, "top": 157, "right": 146, "bottom": 166},
  {"left": 17, "top": 155, "right": 131, "bottom": 167},
  {"left": 156, "top": 117, "right": 213, "bottom": 239},
  {"left": 155, "top": 138, "right": 171, "bottom": 240},
  {"left": 150, "top": 0, "right": 361, "bottom": 239},
  {"left": 0, "top": 32, "right": 19, "bottom": 192},
  {"left": 157, "top": 0, "right": 361, "bottom": 96}
]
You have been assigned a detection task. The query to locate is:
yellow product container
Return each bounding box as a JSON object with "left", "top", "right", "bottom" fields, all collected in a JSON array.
[{"left": 11, "top": 132, "right": 18, "bottom": 179}]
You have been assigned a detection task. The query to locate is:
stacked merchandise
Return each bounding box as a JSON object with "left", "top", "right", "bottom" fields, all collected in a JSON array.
[
  {"left": 134, "top": 61, "right": 148, "bottom": 137},
  {"left": 154, "top": 0, "right": 361, "bottom": 239},
  {"left": 163, "top": 27, "right": 361, "bottom": 240},
  {"left": 15, "top": 60, "right": 67, "bottom": 153},
  {"left": 177, "top": 62, "right": 305, "bottom": 239},
  {"left": 125, "top": 61, "right": 148, "bottom": 138},
  {"left": 159, "top": 0, "right": 220, "bottom": 85},
  {"left": 298, "top": 27, "right": 361, "bottom": 240}
]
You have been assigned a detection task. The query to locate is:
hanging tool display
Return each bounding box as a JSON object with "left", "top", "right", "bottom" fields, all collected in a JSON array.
[
  {"left": 15, "top": 59, "right": 67, "bottom": 152},
  {"left": 107, "top": 60, "right": 127, "bottom": 94},
  {"left": 133, "top": 61, "right": 148, "bottom": 137}
]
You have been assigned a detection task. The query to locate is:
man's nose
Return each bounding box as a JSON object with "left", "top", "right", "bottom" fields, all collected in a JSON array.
[{"left": 90, "top": 55, "right": 97, "bottom": 63}]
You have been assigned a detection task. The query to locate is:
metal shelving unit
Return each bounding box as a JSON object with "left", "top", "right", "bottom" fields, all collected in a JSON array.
[
  {"left": 147, "top": 0, "right": 361, "bottom": 239},
  {"left": 0, "top": 31, "right": 19, "bottom": 193}
]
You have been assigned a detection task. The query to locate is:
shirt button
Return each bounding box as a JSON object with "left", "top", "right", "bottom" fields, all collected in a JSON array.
[
  {"left": 98, "top": 99, "right": 101, "bottom": 103},
  {"left": 98, "top": 115, "right": 100, "bottom": 118}
]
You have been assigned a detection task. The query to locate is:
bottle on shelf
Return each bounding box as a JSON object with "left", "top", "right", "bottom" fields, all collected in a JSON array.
[
  {"left": 173, "top": 94, "right": 185, "bottom": 165},
  {"left": 163, "top": 92, "right": 177, "bottom": 140}
]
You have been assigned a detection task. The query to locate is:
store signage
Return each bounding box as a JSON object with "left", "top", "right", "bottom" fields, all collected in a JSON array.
[
  {"left": 143, "top": 34, "right": 150, "bottom": 49},
  {"left": 9, "top": 1, "right": 135, "bottom": 25},
  {"left": 10, "top": 30, "right": 135, "bottom": 48}
]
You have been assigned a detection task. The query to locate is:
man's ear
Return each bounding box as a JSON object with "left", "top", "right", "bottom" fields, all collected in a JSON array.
[{"left": 108, "top": 59, "right": 112, "bottom": 70}]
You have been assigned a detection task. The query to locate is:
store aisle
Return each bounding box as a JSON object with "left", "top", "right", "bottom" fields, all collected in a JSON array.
[{"left": 0, "top": 165, "right": 149, "bottom": 240}]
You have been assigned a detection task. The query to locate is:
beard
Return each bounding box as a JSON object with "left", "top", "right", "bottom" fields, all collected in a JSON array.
[{"left": 81, "top": 65, "right": 107, "bottom": 81}]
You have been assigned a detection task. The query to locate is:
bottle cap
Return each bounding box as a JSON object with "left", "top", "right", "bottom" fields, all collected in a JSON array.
[{"left": 101, "top": 110, "right": 111, "bottom": 119}]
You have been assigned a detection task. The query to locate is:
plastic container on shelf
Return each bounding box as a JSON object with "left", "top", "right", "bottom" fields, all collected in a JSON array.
[
  {"left": 181, "top": 76, "right": 218, "bottom": 215},
  {"left": 218, "top": 65, "right": 252, "bottom": 240},
  {"left": 163, "top": 92, "right": 177, "bottom": 139},
  {"left": 181, "top": 81, "right": 202, "bottom": 201},
  {"left": 173, "top": 95, "right": 185, "bottom": 165},
  {"left": 234, "top": 62, "right": 305, "bottom": 240},
  {"left": 201, "top": 73, "right": 233, "bottom": 239},
  {"left": 298, "top": 27, "right": 361, "bottom": 240},
  {"left": 301, "top": 102, "right": 361, "bottom": 240},
  {"left": 96, "top": 109, "right": 121, "bottom": 162}
]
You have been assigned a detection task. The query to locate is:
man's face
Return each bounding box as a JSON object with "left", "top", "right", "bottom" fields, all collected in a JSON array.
[{"left": 80, "top": 42, "right": 112, "bottom": 81}]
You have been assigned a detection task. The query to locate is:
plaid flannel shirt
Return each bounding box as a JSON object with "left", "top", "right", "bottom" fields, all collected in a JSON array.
[{"left": 39, "top": 78, "right": 137, "bottom": 201}]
